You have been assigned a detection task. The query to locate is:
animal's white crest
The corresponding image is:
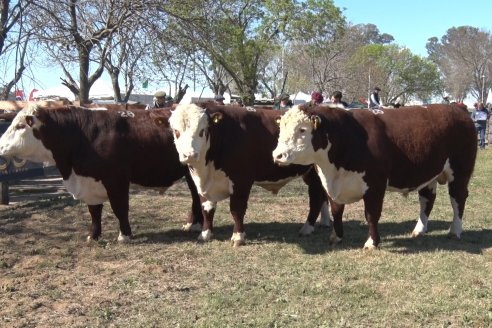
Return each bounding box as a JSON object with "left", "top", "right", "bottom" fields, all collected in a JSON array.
[
  {"left": 0, "top": 104, "right": 55, "bottom": 164},
  {"left": 273, "top": 106, "right": 315, "bottom": 165},
  {"left": 169, "top": 104, "right": 209, "bottom": 163}
]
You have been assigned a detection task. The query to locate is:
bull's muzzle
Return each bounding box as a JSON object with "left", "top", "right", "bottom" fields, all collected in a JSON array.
[
  {"left": 180, "top": 151, "right": 199, "bottom": 163},
  {"left": 272, "top": 148, "right": 292, "bottom": 165}
]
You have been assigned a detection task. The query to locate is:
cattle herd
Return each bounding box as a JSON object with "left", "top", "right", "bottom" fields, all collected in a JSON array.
[{"left": 0, "top": 100, "right": 477, "bottom": 249}]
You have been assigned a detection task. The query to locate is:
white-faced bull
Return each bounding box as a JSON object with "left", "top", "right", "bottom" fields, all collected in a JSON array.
[
  {"left": 169, "top": 102, "right": 330, "bottom": 247},
  {"left": 273, "top": 104, "right": 477, "bottom": 249}
]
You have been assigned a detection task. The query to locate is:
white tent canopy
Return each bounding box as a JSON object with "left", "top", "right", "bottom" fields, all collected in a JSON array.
[
  {"left": 33, "top": 79, "right": 115, "bottom": 101},
  {"left": 179, "top": 90, "right": 231, "bottom": 104},
  {"left": 290, "top": 91, "right": 311, "bottom": 105}
]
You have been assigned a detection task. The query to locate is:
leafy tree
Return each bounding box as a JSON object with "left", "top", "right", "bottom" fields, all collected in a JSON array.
[
  {"left": 30, "top": 0, "right": 137, "bottom": 103},
  {"left": 427, "top": 26, "right": 492, "bottom": 102},
  {"left": 350, "top": 44, "right": 441, "bottom": 104},
  {"left": 0, "top": 0, "right": 34, "bottom": 100}
]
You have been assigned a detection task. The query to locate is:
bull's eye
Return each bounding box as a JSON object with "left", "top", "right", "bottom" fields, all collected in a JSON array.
[
  {"left": 174, "top": 129, "right": 181, "bottom": 139},
  {"left": 16, "top": 123, "right": 26, "bottom": 130},
  {"left": 199, "top": 129, "right": 205, "bottom": 137},
  {"left": 299, "top": 127, "right": 307, "bottom": 133}
]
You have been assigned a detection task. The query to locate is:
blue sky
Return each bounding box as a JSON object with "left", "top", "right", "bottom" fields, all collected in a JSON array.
[{"left": 333, "top": 0, "right": 492, "bottom": 56}]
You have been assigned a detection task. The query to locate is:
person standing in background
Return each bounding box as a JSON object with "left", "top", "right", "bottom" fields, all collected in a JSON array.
[
  {"left": 369, "top": 87, "right": 383, "bottom": 109},
  {"left": 472, "top": 102, "right": 490, "bottom": 150}
]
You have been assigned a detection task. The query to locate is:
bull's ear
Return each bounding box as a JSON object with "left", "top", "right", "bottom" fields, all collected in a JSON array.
[
  {"left": 275, "top": 116, "right": 281, "bottom": 126},
  {"left": 25, "top": 115, "right": 35, "bottom": 127},
  {"left": 211, "top": 112, "right": 223, "bottom": 124},
  {"left": 310, "top": 115, "right": 321, "bottom": 130}
]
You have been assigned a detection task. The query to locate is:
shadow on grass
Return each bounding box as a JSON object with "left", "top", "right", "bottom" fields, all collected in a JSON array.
[{"left": 137, "top": 218, "right": 492, "bottom": 255}]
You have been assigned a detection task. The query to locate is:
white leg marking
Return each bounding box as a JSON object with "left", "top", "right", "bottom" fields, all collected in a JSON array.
[
  {"left": 86, "top": 235, "right": 96, "bottom": 243},
  {"left": 182, "top": 222, "right": 203, "bottom": 232},
  {"left": 318, "top": 201, "right": 331, "bottom": 227},
  {"left": 202, "top": 201, "right": 216, "bottom": 213},
  {"left": 182, "top": 222, "right": 193, "bottom": 231},
  {"left": 412, "top": 195, "right": 429, "bottom": 237},
  {"left": 198, "top": 229, "right": 213, "bottom": 242},
  {"left": 363, "top": 237, "right": 377, "bottom": 250},
  {"left": 231, "top": 232, "right": 246, "bottom": 247},
  {"left": 117, "top": 232, "right": 131, "bottom": 243},
  {"left": 299, "top": 222, "right": 315, "bottom": 236},
  {"left": 449, "top": 197, "right": 463, "bottom": 238},
  {"left": 329, "top": 229, "right": 342, "bottom": 245}
]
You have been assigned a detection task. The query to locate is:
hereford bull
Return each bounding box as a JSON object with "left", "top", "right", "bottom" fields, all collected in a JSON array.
[
  {"left": 0, "top": 105, "right": 203, "bottom": 242},
  {"left": 169, "top": 102, "right": 330, "bottom": 247},
  {"left": 273, "top": 104, "right": 477, "bottom": 249}
]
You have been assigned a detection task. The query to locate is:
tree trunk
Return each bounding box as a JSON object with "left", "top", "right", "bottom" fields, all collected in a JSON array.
[{"left": 78, "top": 47, "right": 91, "bottom": 103}]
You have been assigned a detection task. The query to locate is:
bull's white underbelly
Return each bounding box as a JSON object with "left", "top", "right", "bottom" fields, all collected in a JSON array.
[
  {"left": 254, "top": 176, "right": 298, "bottom": 194},
  {"left": 316, "top": 163, "right": 367, "bottom": 204},
  {"left": 190, "top": 164, "right": 233, "bottom": 202},
  {"left": 63, "top": 169, "right": 108, "bottom": 205}
]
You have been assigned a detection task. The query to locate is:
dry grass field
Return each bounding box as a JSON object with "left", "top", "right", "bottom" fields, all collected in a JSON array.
[{"left": 0, "top": 150, "right": 491, "bottom": 328}]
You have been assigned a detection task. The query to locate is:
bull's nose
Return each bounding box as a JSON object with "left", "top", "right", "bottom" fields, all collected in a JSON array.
[{"left": 182, "top": 151, "right": 199, "bottom": 161}]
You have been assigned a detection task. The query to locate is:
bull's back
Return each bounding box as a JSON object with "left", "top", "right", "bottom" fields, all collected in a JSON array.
[
  {"left": 356, "top": 105, "right": 476, "bottom": 187},
  {"left": 210, "top": 107, "right": 309, "bottom": 182}
]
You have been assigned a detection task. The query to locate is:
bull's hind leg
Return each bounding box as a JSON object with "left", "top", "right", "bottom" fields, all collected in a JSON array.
[
  {"left": 362, "top": 188, "right": 385, "bottom": 249},
  {"left": 198, "top": 196, "right": 216, "bottom": 242},
  {"left": 87, "top": 204, "right": 103, "bottom": 241},
  {"left": 329, "top": 200, "right": 344, "bottom": 245},
  {"left": 447, "top": 179, "right": 470, "bottom": 239},
  {"left": 412, "top": 181, "right": 437, "bottom": 237}
]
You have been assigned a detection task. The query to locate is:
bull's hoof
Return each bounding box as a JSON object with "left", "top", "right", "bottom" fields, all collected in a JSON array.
[
  {"left": 231, "top": 232, "right": 246, "bottom": 247},
  {"left": 117, "top": 233, "right": 131, "bottom": 243},
  {"left": 447, "top": 231, "right": 462, "bottom": 240},
  {"left": 411, "top": 230, "right": 425, "bottom": 238},
  {"left": 182, "top": 222, "right": 203, "bottom": 232},
  {"left": 329, "top": 230, "right": 342, "bottom": 245},
  {"left": 198, "top": 229, "right": 213, "bottom": 242},
  {"left": 86, "top": 235, "right": 99, "bottom": 243},
  {"left": 299, "top": 222, "right": 315, "bottom": 236},
  {"left": 363, "top": 237, "right": 378, "bottom": 250}
]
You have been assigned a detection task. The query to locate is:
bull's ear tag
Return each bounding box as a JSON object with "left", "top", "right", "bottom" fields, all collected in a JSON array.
[
  {"left": 311, "top": 115, "right": 321, "bottom": 130},
  {"left": 25, "top": 115, "right": 35, "bottom": 127},
  {"left": 275, "top": 116, "right": 281, "bottom": 126},
  {"left": 211, "top": 112, "right": 223, "bottom": 124}
]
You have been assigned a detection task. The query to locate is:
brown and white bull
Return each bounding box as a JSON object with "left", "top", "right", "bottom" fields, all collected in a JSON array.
[
  {"left": 169, "top": 102, "right": 330, "bottom": 247},
  {"left": 273, "top": 104, "right": 477, "bottom": 249},
  {"left": 0, "top": 104, "right": 203, "bottom": 242}
]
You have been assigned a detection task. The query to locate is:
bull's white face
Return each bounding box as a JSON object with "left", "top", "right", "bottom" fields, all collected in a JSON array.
[
  {"left": 0, "top": 105, "right": 54, "bottom": 164},
  {"left": 273, "top": 106, "right": 317, "bottom": 166},
  {"left": 169, "top": 104, "right": 210, "bottom": 164}
]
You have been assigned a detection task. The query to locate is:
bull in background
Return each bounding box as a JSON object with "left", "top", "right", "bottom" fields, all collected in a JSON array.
[{"left": 0, "top": 105, "right": 203, "bottom": 242}]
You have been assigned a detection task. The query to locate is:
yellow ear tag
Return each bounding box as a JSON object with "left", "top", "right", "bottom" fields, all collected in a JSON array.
[{"left": 311, "top": 115, "right": 320, "bottom": 130}]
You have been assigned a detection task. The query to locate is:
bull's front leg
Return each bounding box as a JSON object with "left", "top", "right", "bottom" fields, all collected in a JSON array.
[
  {"left": 229, "top": 190, "right": 250, "bottom": 247},
  {"left": 299, "top": 168, "right": 330, "bottom": 236},
  {"left": 329, "top": 198, "right": 344, "bottom": 245},
  {"left": 87, "top": 204, "right": 103, "bottom": 241},
  {"left": 182, "top": 170, "right": 204, "bottom": 232},
  {"left": 198, "top": 195, "right": 216, "bottom": 242},
  {"left": 105, "top": 181, "right": 132, "bottom": 243}
]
